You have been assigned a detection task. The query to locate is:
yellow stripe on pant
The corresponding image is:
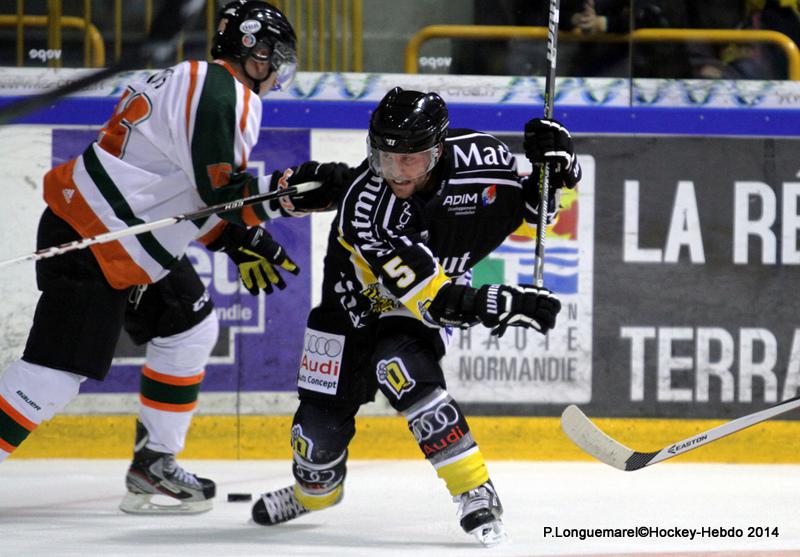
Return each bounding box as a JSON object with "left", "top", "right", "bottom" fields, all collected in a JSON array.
[{"left": 9, "top": 415, "right": 800, "bottom": 463}]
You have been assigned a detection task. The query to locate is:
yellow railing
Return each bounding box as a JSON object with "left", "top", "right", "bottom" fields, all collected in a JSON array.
[
  {"left": 404, "top": 25, "right": 800, "bottom": 80},
  {"left": 1, "top": 14, "right": 105, "bottom": 67},
  {"left": 268, "top": 0, "right": 363, "bottom": 72},
  {"left": 5, "top": 0, "right": 361, "bottom": 72}
]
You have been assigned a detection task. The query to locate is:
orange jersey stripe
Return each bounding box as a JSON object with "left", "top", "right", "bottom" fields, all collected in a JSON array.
[
  {"left": 0, "top": 437, "right": 17, "bottom": 453},
  {"left": 239, "top": 87, "right": 251, "bottom": 170},
  {"left": 142, "top": 366, "right": 205, "bottom": 386},
  {"left": 213, "top": 59, "right": 238, "bottom": 78},
  {"left": 185, "top": 60, "right": 199, "bottom": 141},
  {"left": 239, "top": 86, "right": 250, "bottom": 135},
  {"left": 139, "top": 395, "right": 198, "bottom": 413},
  {"left": 43, "top": 158, "right": 152, "bottom": 289},
  {"left": 196, "top": 220, "right": 228, "bottom": 246},
  {"left": 0, "top": 394, "right": 37, "bottom": 432}
]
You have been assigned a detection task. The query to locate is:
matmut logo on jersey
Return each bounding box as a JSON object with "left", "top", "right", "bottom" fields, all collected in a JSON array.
[
  {"left": 444, "top": 155, "right": 595, "bottom": 405},
  {"left": 297, "top": 328, "right": 345, "bottom": 395}
]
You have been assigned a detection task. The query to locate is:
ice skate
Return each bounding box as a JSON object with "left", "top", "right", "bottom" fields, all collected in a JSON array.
[
  {"left": 252, "top": 485, "right": 311, "bottom": 525},
  {"left": 454, "top": 480, "right": 507, "bottom": 547},
  {"left": 119, "top": 420, "right": 215, "bottom": 514}
]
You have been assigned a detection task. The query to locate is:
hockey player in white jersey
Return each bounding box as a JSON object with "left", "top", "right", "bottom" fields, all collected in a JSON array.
[
  {"left": 0, "top": 0, "right": 341, "bottom": 514},
  {"left": 250, "top": 88, "right": 580, "bottom": 545}
]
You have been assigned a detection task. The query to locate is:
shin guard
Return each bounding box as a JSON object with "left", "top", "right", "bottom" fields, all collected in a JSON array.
[
  {"left": 402, "top": 387, "right": 489, "bottom": 496},
  {"left": 0, "top": 360, "right": 83, "bottom": 460},
  {"left": 138, "top": 312, "right": 217, "bottom": 454},
  {"left": 291, "top": 424, "right": 347, "bottom": 511}
]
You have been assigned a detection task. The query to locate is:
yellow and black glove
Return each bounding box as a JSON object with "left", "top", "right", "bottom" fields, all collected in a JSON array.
[{"left": 208, "top": 224, "right": 299, "bottom": 295}]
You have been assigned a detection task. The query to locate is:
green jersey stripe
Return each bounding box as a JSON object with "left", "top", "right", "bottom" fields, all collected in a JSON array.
[
  {"left": 190, "top": 64, "right": 259, "bottom": 226},
  {"left": 82, "top": 146, "right": 179, "bottom": 271}
]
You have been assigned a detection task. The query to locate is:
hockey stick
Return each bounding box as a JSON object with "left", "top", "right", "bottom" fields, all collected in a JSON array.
[
  {"left": 0, "top": 181, "right": 321, "bottom": 269},
  {"left": 0, "top": 0, "right": 205, "bottom": 125},
  {"left": 533, "top": 0, "right": 561, "bottom": 287},
  {"left": 561, "top": 395, "right": 800, "bottom": 471}
]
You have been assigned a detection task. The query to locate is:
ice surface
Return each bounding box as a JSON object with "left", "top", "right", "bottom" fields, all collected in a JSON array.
[{"left": 2, "top": 459, "right": 799, "bottom": 557}]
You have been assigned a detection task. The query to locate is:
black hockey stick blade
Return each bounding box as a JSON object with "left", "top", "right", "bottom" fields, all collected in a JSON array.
[{"left": 561, "top": 396, "right": 800, "bottom": 471}]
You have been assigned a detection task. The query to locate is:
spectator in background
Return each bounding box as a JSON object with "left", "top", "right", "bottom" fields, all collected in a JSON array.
[
  {"left": 451, "top": 0, "right": 575, "bottom": 76},
  {"left": 684, "top": 1, "right": 764, "bottom": 79},
  {"left": 751, "top": 0, "right": 800, "bottom": 77},
  {"left": 682, "top": 0, "right": 800, "bottom": 80},
  {"left": 566, "top": 0, "right": 691, "bottom": 77},
  {"left": 451, "top": 0, "right": 690, "bottom": 78}
]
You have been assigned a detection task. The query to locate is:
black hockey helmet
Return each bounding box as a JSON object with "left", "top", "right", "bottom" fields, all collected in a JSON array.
[
  {"left": 211, "top": 1, "right": 297, "bottom": 92},
  {"left": 368, "top": 87, "right": 449, "bottom": 153},
  {"left": 368, "top": 88, "right": 449, "bottom": 183}
]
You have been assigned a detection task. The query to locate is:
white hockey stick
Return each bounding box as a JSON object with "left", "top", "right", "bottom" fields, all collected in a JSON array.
[
  {"left": 561, "top": 395, "right": 800, "bottom": 471},
  {"left": 0, "top": 181, "right": 321, "bottom": 269},
  {"left": 533, "top": 0, "right": 560, "bottom": 287}
]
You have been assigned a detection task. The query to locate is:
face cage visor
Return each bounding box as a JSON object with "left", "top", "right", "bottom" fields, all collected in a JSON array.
[
  {"left": 249, "top": 40, "right": 297, "bottom": 92},
  {"left": 367, "top": 143, "right": 441, "bottom": 183}
]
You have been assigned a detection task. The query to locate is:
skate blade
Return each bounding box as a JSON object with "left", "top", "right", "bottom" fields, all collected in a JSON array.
[
  {"left": 119, "top": 492, "right": 213, "bottom": 515},
  {"left": 468, "top": 519, "right": 508, "bottom": 547}
]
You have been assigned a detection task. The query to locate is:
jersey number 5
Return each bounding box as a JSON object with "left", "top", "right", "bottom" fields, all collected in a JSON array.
[
  {"left": 98, "top": 91, "right": 153, "bottom": 158},
  {"left": 382, "top": 256, "right": 416, "bottom": 289}
]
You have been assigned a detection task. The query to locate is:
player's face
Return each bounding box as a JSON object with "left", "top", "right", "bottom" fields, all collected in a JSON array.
[
  {"left": 385, "top": 167, "right": 432, "bottom": 199},
  {"left": 245, "top": 44, "right": 277, "bottom": 95},
  {"left": 373, "top": 146, "right": 440, "bottom": 199},
  {"left": 244, "top": 41, "right": 296, "bottom": 96}
]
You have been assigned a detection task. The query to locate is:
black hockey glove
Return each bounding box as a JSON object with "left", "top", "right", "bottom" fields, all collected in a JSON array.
[
  {"left": 523, "top": 118, "right": 580, "bottom": 189},
  {"left": 269, "top": 161, "right": 352, "bottom": 215},
  {"left": 426, "top": 284, "right": 481, "bottom": 329},
  {"left": 207, "top": 224, "right": 299, "bottom": 295},
  {"left": 427, "top": 283, "right": 561, "bottom": 336},
  {"left": 476, "top": 284, "right": 561, "bottom": 337}
]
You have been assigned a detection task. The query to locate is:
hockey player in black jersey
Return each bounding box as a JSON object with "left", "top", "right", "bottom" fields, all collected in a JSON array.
[{"left": 251, "top": 87, "right": 581, "bottom": 546}]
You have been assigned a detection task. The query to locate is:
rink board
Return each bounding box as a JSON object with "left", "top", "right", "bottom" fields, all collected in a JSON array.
[
  {"left": 2, "top": 73, "right": 800, "bottom": 460},
  {"left": 11, "top": 414, "right": 800, "bottom": 463}
]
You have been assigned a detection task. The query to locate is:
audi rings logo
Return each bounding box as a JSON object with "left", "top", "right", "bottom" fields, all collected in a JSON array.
[
  {"left": 293, "top": 464, "right": 336, "bottom": 485},
  {"left": 304, "top": 333, "right": 343, "bottom": 358},
  {"left": 410, "top": 402, "right": 460, "bottom": 443}
]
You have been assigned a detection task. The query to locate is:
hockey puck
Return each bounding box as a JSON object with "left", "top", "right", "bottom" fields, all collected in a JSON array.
[{"left": 227, "top": 493, "right": 253, "bottom": 502}]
